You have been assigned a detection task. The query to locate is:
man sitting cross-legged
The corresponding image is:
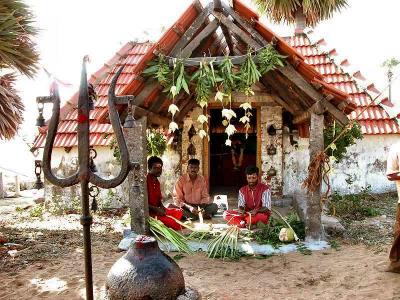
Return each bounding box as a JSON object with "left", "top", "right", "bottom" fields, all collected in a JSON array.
[
  {"left": 223, "top": 165, "right": 271, "bottom": 228},
  {"left": 147, "top": 156, "right": 183, "bottom": 231},
  {"left": 173, "top": 158, "right": 218, "bottom": 220}
]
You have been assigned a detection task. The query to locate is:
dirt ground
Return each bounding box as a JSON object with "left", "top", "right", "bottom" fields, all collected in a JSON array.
[{"left": 1, "top": 195, "right": 399, "bottom": 300}]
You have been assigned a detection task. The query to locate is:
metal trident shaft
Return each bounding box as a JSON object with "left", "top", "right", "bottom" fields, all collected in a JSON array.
[{"left": 39, "top": 59, "right": 135, "bottom": 300}]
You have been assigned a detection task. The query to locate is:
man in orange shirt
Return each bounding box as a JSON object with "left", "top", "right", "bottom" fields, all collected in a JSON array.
[
  {"left": 173, "top": 159, "right": 218, "bottom": 220},
  {"left": 386, "top": 141, "right": 400, "bottom": 273}
]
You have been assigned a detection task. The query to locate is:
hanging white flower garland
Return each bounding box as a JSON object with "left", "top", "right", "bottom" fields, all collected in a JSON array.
[{"left": 142, "top": 46, "right": 286, "bottom": 146}]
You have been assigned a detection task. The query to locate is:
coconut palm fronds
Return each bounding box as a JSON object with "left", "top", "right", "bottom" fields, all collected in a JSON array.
[
  {"left": 0, "top": 73, "right": 24, "bottom": 139},
  {"left": 207, "top": 226, "right": 240, "bottom": 260},
  {"left": 148, "top": 217, "right": 192, "bottom": 254},
  {"left": 252, "top": 0, "right": 348, "bottom": 27},
  {"left": 0, "top": 0, "right": 39, "bottom": 77}
]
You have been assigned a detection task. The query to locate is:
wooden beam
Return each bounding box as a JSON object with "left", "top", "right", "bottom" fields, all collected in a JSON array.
[
  {"left": 278, "top": 65, "right": 349, "bottom": 124},
  {"left": 212, "top": 12, "right": 261, "bottom": 49},
  {"left": 132, "top": 105, "right": 170, "bottom": 127},
  {"left": 180, "top": 19, "right": 219, "bottom": 58},
  {"left": 170, "top": 2, "right": 213, "bottom": 56},
  {"left": 221, "top": 2, "right": 267, "bottom": 46},
  {"left": 259, "top": 75, "right": 301, "bottom": 115}
]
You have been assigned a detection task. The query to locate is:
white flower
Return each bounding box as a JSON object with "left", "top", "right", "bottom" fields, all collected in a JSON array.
[
  {"left": 170, "top": 85, "right": 177, "bottom": 97},
  {"left": 239, "top": 116, "right": 250, "bottom": 124},
  {"left": 197, "top": 114, "right": 208, "bottom": 124},
  {"left": 329, "top": 156, "right": 337, "bottom": 163},
  {"left": 240, "top": 102, "right": 252, "bottom": 110},
  {"left": 199, "top": 101, "right": 208, "bottom": 108},
  {"left": 168, "top": 104, "right": 180, "bottom": 116},
  {"left": 225, "top": 124, "right": 236, "bottom": 136},
  {"left": 214, "top": 91, "right": 226, "bottom": 102},
  {"left": 168, "top": 121, "right": 178, "bottom": 133},
  {"left": 225, "top": 139, "right": 232, "bottom": 146},
  {"left": 198, "top": 129, "right": 207, "bottom": 139},
  {"left": 330, "top": 144, "right": 337, "bottom": 150},
  {"left": 221, "top": 109, "right": 236, "bottom": 120},
  {"left": 222, "top": 119, "right": 229, "bottom": 127}
]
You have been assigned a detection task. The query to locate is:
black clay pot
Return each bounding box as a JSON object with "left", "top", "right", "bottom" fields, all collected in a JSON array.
[{"left": 106, "top": 235, "right": 185, "bottom": 300}]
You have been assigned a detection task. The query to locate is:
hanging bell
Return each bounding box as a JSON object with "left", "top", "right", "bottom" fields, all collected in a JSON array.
[
  {"left": 267, "top": 144, "right": 277, "bottom": 155},
  {"left": 34, "top": 160, "right": 44, "bottom": 189},
  {"left": 89, "top": 148, "right": 98, "bottom": 173},
  {"left": 123, "top": 102, "right": 135, "bottom": 128},
  {"left": 267, "top": 166, "right": 277, "bottom": 177},
  {"left": 123, "top": 112, "right": 135, "bottom": 128},
  {"left": 89, "top": 157, "right": 98, "bottom": 173},
  {"left": 34, "top": 176, "right": 44, "bottom": 190},
  {"left": 91, "top": 197, "right": 98, "bottom": 212},
  {"left": 36, "top": 113, "right": 45, "bottom": 127}
]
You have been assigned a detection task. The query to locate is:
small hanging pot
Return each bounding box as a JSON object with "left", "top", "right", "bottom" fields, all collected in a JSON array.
[
  {"left": 267, "top": 166, "right": 277, "bottom": 177},
  {"left": 267, "top": 144, "right": 277, "bottom": 156}
]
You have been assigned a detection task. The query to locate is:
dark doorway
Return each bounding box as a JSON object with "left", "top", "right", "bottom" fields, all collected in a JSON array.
[{"left": 209, "top": 108, "right": 257, "bottom": 193}]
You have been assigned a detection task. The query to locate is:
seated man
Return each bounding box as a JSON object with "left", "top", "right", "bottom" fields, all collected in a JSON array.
[
  {"left": 173, "top": 158, "right": 218, "bottom": 220},
  {"left": 147, "top": 156, "right": 183, "bottom": 231},
  {"left": 223, "top": 165, "right": 271, "bottom": 228}
]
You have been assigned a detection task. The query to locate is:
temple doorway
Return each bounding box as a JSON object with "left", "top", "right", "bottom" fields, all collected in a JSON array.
[{"left": 209, "top": 108, "right": 257, "bottom": 196}]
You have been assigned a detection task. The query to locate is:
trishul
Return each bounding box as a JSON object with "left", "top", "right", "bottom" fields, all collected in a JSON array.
[{"left": 37, "top": 59, "right": 136, "bottom": 300}]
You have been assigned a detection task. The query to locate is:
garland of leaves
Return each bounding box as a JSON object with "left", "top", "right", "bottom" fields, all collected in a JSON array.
[{"left": 143, "top": 45, "right": 286, "bottom": 145}]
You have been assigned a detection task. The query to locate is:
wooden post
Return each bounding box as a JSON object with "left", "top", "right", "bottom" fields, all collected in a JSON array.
[
  {"left": 0, "top": 172, "right": 4, "bottom": 199},
  {"left": 14, "top": 175, "right": 20, "bottom": 197},
  {"left": 126, "top": 117, "right": 150, "bottom": 235},
  {"left": 306, "top": 112, "right": 324, "bottom": 240}
]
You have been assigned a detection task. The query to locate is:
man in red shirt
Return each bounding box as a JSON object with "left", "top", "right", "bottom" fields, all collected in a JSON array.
[
  {"left": 147, "top": 156, "right": 183, "bottom": 231},
  {"left": 223, "top": 165, "right": 271, "bottom": 228}
]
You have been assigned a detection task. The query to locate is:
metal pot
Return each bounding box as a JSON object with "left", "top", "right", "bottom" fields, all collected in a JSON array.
[{"left": 106, "top": 235, "right": 185, "bottom": 300}]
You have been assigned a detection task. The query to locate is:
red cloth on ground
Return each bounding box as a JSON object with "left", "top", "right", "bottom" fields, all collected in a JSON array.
[
  {"left": 150, "top": 208, "right": 183, "bottom": 231},
  {"left": 223, "top": 210, "right": 270, "bottom": 228}
]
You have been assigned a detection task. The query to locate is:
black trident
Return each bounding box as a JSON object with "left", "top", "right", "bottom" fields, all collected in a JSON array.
[{"left": 37, "top": 59, "right": 136, "bottom": 300}]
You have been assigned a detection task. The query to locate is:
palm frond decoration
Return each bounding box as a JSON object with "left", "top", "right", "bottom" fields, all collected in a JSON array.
[
  {"left": 252, "top": 0, "right": 348, "bottom": 27},
  {"left": 0, "top": 0, "right": 39, "bottom": 77},
  {"left": 0, "top": 0, "right": 39, "bottom": 139},
  {"left": 0, "top": 73, "right": 24, "bottom": 139}
]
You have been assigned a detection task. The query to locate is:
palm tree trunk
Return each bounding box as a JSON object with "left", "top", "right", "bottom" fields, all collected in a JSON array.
[{"left": 295, "top": 9, "right": 306, "bottom": 35}]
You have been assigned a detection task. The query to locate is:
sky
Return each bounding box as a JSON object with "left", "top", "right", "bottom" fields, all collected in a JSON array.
[{"left": 1, "top": 0, "right": 399, "bottom": 180}]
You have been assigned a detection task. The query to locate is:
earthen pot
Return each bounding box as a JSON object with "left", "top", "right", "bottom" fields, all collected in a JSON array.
[{"left": 106, "top": 235, "right": 185, "bottom": 300}]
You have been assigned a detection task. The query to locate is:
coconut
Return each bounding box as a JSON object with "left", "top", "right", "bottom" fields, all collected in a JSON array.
[{"left": 279, "top": 227, "right": 295, "bottom": 242}]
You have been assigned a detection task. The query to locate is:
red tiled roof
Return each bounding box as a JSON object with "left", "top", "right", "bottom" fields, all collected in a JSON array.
[
  {"left": 32, "top": 0, "right": 399, "bottom": 150},
  {"left": 284, "top": 34, "right": 400, "bottom": 135}
]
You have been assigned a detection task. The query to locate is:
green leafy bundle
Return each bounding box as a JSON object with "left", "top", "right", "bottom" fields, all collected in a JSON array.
[
  {"left": 257, "top": 45, "right": 286, "bottom": 75},
  {"left": 147, "top": 129, "right": 167, "bottom": 157},
  {"left": 207, "top": 226, "right": 240, "bottom": 259},
  {"left": 324, "top": 121, "right": 363, "bottom": 162},
  {"left": 148, "top": 217, "right": 192, "bottom": 254}
]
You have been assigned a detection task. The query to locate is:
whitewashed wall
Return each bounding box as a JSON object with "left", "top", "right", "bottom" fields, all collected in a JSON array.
[{"left": 283, "top": 133, "right": 399, "bottom": 196}]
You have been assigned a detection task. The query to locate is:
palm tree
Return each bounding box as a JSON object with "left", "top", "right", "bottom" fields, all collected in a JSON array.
[
  {"left": 252, "top": 0, "right": 348, "bottom": 30},
  {"left": 0, "top": 0, "right": 39, "bottom": 139}
]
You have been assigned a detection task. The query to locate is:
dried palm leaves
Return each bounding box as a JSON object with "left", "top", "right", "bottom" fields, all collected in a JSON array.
[{"left": 0, "top": 73, "right": 24, "bottom": 139}]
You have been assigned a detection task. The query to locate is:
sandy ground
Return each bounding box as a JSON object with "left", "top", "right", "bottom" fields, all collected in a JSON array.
[{"left": 0, "top": 243, "right": 399, "bottom": 300}]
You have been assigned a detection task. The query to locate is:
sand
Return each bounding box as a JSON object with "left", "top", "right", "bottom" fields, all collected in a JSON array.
[{"left": 0, "top": 245, "right": 399, "bottom": 300}]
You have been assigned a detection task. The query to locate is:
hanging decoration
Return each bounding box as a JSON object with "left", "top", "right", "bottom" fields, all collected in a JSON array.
[{"left": 142, "top": 45, "right": 286, "bottom": 146}]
